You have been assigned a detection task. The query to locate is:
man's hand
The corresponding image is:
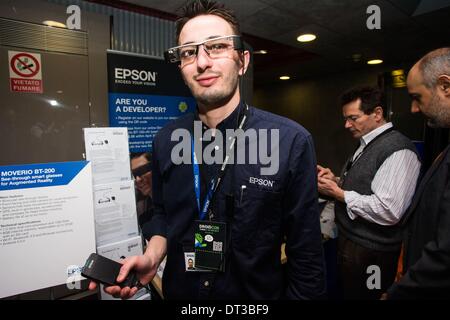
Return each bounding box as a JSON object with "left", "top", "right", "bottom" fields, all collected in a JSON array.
[
  {"left": 88, "top": 235, "right": 167, "bottom": 299},
  {"left": 317, "top": 165, "right": 337, "bottom": 182},
  {"left": 318, "top": 176, "right": 345, "bottom": 202},
  {"left": 88, "top": 254, "right": 158, "bottom": 299}
]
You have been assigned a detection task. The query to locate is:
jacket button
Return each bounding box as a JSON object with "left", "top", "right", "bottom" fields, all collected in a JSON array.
[{"left": 204, "top": 281, "right": 210, "bottom": 287}]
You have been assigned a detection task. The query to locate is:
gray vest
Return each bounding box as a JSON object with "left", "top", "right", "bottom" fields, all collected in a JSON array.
[{"left": 335, "top": 129, "right": 418, "bottom": 252}]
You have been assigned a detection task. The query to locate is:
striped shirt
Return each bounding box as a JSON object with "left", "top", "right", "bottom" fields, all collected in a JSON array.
[{"left": 344, "top": 122, "right": 421, "bottom": 226}]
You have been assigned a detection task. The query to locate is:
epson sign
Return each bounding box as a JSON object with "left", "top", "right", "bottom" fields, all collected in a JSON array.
[{"left": 115, "top": 68, "right": 157, "bottom": 83}]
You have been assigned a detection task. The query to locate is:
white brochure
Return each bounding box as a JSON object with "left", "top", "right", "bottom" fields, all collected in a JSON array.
[
  {"left": 93, "top": 180, "right": 139, "bottom": 247},
  {"left": 83, "top": 127, "right": 131, "bottom": 186}
]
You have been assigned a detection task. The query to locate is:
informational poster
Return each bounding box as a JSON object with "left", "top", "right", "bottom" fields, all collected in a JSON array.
[
  {"left": 8, "top": 50, "right": 43, "bottom": 93},
  {"left": 107, "top": 51, "right": 196, "bottom": 152},
  {"left": 93, "top": 180, "right": 139, "bottom": 247},
  {"left": 0, "top": 161, "right": 96, "bottom": 298},
  {"left": 83, "top": 127, "right": 131, "bottom": 186}
]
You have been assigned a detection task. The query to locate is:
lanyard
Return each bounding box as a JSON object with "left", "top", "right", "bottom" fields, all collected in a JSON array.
[
  {"left": 192, "top": 104, "right": 249, "bottom": 220},
  {"left": 192, "top": 138, "right": 215, "bottom": 220}
]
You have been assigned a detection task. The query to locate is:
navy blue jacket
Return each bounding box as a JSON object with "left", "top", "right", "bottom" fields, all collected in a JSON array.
[{"left": 148, "top": 102, "right": 325, "bottom": 299}]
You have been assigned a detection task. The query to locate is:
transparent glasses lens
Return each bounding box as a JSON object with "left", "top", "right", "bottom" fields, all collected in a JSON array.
[{"left": 165, "top": 35, "right": 242, "bottom": 64}]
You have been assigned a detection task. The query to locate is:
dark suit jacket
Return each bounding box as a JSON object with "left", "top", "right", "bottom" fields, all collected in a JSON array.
[{"left": 387, "top": 145, "right": 450, "bottom": 299}]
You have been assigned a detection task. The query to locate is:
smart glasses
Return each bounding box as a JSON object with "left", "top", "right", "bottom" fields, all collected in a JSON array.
[
  {"left": 132, "top": 163, "right": 151, "bottom": 179},
  {"left": 164, "top": 35, "right": 243, "bottom": 64}
]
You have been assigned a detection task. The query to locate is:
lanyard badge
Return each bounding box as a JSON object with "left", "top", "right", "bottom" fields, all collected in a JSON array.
[
  {"left": 190, "top": 104, "right": 248, "bottom": 272},
  {"left": 192, "top": 138, "right": 226, "bottom": 271},
  {"left": 194, "top": 220, "right": 226, "bottom": 272}
]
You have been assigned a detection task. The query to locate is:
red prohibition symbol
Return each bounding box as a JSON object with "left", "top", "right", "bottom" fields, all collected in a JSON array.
[{"left": 10, "top": 53, "right": 40, "bottom": 78}]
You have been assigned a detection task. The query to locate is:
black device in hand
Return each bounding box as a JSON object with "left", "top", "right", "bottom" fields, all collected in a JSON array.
[{"left": 81, "top": 253, "right": 141, "bottom": 288}]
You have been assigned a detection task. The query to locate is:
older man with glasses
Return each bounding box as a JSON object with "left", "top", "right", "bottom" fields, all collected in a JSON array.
[{"left": 317, "top": 86, "right": 421, "bottom": 300}]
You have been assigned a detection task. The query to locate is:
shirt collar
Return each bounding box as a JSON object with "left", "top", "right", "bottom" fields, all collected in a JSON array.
[
  {"left": 360, "top": 122, "right": 393, "bottom": 146},
  {"left": 194, "top": 101, "right": 245, "bottom": 132}
]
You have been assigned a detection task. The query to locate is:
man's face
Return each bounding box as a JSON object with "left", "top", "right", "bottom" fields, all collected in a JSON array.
[
  {"left": 131, "top": 155, "right": 152, "bottom": 197},
  {"left": 407, "top": 64, "right": 450, "bottom": 128},
  {"left": 178, "top": 15, "right": 245, "bottom": 108},
  {"left": 342, "top": 99, "right": 379, "bottom": 139}
]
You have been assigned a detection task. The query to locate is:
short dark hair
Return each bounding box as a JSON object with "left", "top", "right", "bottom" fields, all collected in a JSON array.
[
  {"left": 340, "top": 86, "right": 386, "bottom": 118},
  {"left": 130, "top": 152, "right": 152, "bottom": 163},
  {"left": 176, "top": 0, "right": 241, "bottom": 44}
]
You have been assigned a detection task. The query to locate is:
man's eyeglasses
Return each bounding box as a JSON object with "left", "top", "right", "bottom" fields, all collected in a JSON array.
[
  {"left": 343, "top": 114, "right": 364, "bottom": 123},
  {"left": 132, "top": 163, "right": 151, "bottom": 179},
  {"left": 164, "top": 35, "right": 243, "bottom": 65}
]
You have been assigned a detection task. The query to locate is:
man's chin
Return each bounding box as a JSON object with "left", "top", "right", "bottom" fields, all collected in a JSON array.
[
  {"left": 137, "top": 187, "right": 150, "bottom": 196},
  {"left": 195, "top": 93, "right": 232, "bottom": 108}
]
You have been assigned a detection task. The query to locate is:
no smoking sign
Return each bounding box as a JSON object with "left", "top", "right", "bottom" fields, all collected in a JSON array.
[{"left": 8, "top": 51, "right": 43, "bottom": 93}]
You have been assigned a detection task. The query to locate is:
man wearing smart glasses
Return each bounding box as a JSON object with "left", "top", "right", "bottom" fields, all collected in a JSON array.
[
  {"left": 90, "top": 0, "right": 325, "bottom": 300},
  {"left": 130, "top": 152, "right": 153, "bottom": 241}
]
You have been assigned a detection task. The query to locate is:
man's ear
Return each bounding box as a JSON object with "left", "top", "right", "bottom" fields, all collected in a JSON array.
[
  {"left": 373, "top": 106, "right": 384, "bottom": 121},
  {"left": 437, "top": 74, "right": 450, "bottom": 97},
  {"left": 238, "top": 50, "right": 250, "bottom": 76}
]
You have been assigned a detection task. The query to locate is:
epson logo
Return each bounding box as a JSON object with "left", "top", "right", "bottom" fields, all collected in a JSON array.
[
  {"left": 66, "top": 265, "right": 83, "bottom": 276},
  {"left": 249, "top": 177, "right": 274, "bottom": 188},
  {"left": 115, "top": 68, "right": 157, "bottom": 82}
]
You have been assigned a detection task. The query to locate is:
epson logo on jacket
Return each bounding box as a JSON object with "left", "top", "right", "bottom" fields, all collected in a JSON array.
[{"left": 249, "top": 177, "right": 275, "bottom": 188}]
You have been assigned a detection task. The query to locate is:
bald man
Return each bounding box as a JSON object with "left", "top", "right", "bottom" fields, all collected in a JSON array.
[{"left": 386, "top": 48, "right": 450, "bottom": 299}]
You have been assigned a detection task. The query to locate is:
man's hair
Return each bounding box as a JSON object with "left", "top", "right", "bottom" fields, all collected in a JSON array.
[
  {"left": 418, "top": 47, "right": 450, "bottom": 88},
  {"left": 340, "top": 86, "right": 386, "bottom": 118},
  {"left": 176, "top": 0, "right": 241, "bottom": 44},
  {"left": 130, "top": 152, "right": 152, "bottom": 163}
]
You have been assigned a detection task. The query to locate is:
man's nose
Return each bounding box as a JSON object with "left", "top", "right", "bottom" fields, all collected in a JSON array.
[
  {"left": 411, "top": 101, "right": 420, "bottom": 113},
  {"left": 344, "top": 119, "right": 352, "bottom": 129},
  {"left": 196, "top": 45, "right": 213, "bottom": 70}
]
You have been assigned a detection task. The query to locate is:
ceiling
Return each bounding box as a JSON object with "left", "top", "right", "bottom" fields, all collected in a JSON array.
[{"left": 107, "top": 0, "right": 450, "bottom": 86}]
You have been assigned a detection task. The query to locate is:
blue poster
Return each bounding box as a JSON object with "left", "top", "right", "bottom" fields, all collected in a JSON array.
[
  {"left": 107, "top": 52, "right": 195, "bottom": 153},
  {"left": 108, "top": 93, "right": 195, "bottom": 152}
]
